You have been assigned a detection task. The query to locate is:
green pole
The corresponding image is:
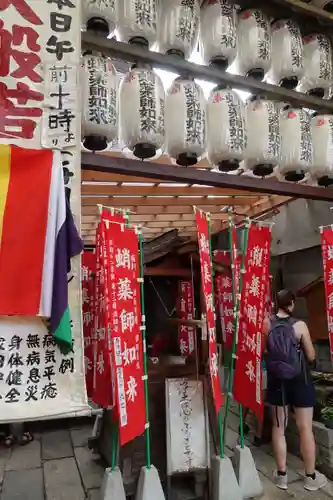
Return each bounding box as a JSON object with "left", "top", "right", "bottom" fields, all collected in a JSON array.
[
  {"left": 138, "top": 231, "right": 151, "bottom": 469},
  {"left": 223, "top": 218, "right": 250, "bottom": 449},
  {"left": 111, "top": 421, "right": 117, "bottom": 470},
  {"left": 207, "top": 215, "right": 224, "bottom": 459}
]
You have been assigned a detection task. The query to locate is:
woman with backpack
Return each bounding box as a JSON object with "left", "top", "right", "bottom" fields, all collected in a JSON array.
[{"left": 264, "top": 289, "right": 327, "bottom": 492}]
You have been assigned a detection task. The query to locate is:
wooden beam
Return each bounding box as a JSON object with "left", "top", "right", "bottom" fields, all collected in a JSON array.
[
  {"left": 83, "top": 150, "right": 213, "bottom": 169},
  {"left": 82, "top": 171, "right": 174, "bottom": 184},
  {"left": 81, "top": 213, "right": 231, "bottom": 224},
  {"left": 81, "top": 35, "right": 333, "bottom": 113},
  {"left": 144, "top": 267, "right": 192, "bottom": 277},
  {"left": 82, "top": 153, "right": 333, "bottom": 201},
  {"left": 81, "top": 221, "right": 198, "bottom": 229},
  {"left": 81, "top": 205, "right": 238, "bottom": 215},
  {"left": 270, "top": 0, "right": 333, "bottom": 24},
  {"left": 81, "top": 226, "right": 193, "bottom": 235},
  {"left": 81, "top": 184, "right": 253, "bottom": 197},
  {"left": 81, "top": 196, "right": 255, "bottom": 207}
]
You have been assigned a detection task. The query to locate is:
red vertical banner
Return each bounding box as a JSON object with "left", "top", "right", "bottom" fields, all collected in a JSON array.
[
  {"left": 321, "top": 227, "right": 333, "bottom": 363},
  {"left": 106, "top": 222, "right": 146, "bottom": 445},
  {"left": 82, "top": 251, "right": 96, "bottom": 398},
  {"left": 92, "top": 210, "right": 126, "bottom": 409},
  {"left": 92, "top": 221, "right": 113, "bottom": 408},
  {"left": 215, "top": 274, "right": 234, "bottom": 349},
  {"left": 233, "top": 225, "right": 271, "bottom": 419},
  {"left": 177, "top": 281, "right": 195, "bottom": 356},
  {"left": 214, "top": 246, "right": 241, "bottom": 349},
  {"left": 214, "top": 250, "right": 231, "bottom": 266},
  {"left": 195, "top": 209, "right": 223, "bottom": 413}
]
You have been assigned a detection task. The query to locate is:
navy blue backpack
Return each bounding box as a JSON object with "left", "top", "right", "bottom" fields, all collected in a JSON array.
[{"left": 266, "top": 316, "right": 303, "bottom": 380}]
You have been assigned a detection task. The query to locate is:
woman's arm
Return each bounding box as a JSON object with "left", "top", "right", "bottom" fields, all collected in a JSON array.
[
  {"left": 297, "top": 321, "right": 316, "bottom": 363},
  {"left": 262, "top": 316, "right": 271, "bottom": 352}
]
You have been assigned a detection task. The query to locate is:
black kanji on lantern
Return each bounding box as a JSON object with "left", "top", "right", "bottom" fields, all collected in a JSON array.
[
  {"left": 299, "top": 111, "right": 312, "bottom": 165},
  {"left": 267, "top": 102, "right": 280, "bottom": 159},
  {"left": 287, "top": 20, "right": 303, "bottom": 69},
  {"left": 225, "top": 92, "right": 246, "bottom": 154}
]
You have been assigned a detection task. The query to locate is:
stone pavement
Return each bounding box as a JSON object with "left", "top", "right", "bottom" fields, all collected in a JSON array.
[
  {"left": 1, "top": 418, "right": 333, "bottom": 499},
  {"left": 0, "top": 420, "right": 104, "bottom": 500}
]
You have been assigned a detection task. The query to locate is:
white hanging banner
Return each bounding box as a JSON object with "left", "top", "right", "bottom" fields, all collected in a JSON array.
[
  {"left": 0, "top": 317, "right": 87, "bottom": 422},
  {"left": 0, "top": 0, "right": 88, "bottom": 420},
  {"left": 165, "top": 378, "right": 210, "bottom": 474}
]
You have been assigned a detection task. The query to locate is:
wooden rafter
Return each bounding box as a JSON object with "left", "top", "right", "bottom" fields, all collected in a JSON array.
[
  {"left": 80, "top": 152, "right": 306, "bottom": 244},
  {"left": 81, "top": 184, "right": 257, "bottom": 197},
  {"left": 81, "top": 195, "right": 257, "bottom": 206}
]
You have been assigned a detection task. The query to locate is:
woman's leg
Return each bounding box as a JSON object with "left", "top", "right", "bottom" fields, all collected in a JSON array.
[
  {"left": 294, "top": 407, "right": 315, "bottom": 475},
  {"left": 271, "top": 405, "right": 288, "bottom": 473},
  {"left": 294, "top": 406, "right": 327, "bottom": 490}
]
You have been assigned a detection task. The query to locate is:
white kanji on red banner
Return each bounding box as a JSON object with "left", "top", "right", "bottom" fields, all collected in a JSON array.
[
  {"left": 233, "top": 224, "right": 271, "bottom": 420},
  {"left": 321, "top": 227, "right": 333, "bottom": 365},
  {"left": 195, "top": 209, "right": 223, "bottom": 413},
  {"left": 106, "top": 223, "right": 146, "bottom": 446},
  {"left": 177, "top": 281, "right": 195, "bottom": 356},
  {"left": 82, "top": 251, "right": 95, "bottom": 398}
]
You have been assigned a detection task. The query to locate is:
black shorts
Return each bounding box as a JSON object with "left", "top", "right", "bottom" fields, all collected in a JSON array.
[{"left": 267, "top": 374, "right": 316, "bottom": 408}]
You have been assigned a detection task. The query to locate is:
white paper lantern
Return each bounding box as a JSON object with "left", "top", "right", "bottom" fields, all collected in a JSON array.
[
  {"left": 269, "top": 19, "right": 304, "bottom": 89},
  {"left": 119, "top": 66, "right": 165, "bottom": 159},
  {"left": 311, "top": 0, "right": 333, "bottom": 12},
  {"left": 298, "top": 34, "right": 333, "bottom": 98},
  {"left": 279, "top": 107, "right": 313, "bottom": 182},
  {"left": 311, "top": 114, "right": 333, "bottom": 186},
  {"left": 118, "top": 0, "right": 157, "bottom": 48},
  {"left": 165, "top": 78, "right": 206, "bottom": 166},
  {"left": 200, "top": 0, "right": 237, "bottom": 70},
  {"left": 235, "top": 9, "right": 271, "bottom": 80},
  {"left": 81, "top": 54, "right": 118, "bottom": 151},
  {"left": 82, "top": 0, "right": 119, "bottom": 36},
  {"left": 244, "top": 97, "right": 280, "bottom": 177},
  {"left": 156, "top": 0, "right": 200, "bottom": 59},
  {"left": 207, "top": 87, "right": 246, "bottom": 171}
]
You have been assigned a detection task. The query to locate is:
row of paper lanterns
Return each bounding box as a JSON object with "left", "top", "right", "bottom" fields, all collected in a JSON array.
[
  {"left": 82, "top": 0, "right": 333, "bottom": 97},
  {"left": 81, "top": 53, "right": 333, "bottom": 186}
]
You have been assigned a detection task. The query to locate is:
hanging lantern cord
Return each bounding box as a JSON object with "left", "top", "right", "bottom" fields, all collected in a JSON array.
[
  {"left": 138, "top": 231, "right": 151, "bottom": 470},
  {"left": 207, "top": 216, "right": 224, "bottom": 459},
  {"left": 223, "top": 218, "right": 250, "bottom": 450}
]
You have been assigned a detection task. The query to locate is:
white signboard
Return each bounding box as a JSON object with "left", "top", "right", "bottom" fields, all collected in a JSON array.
[
  {"left": 165, "top": 378, "right": 210, "bottom": 474},
  {"left": 0, "top": 0, "right": 87, "bottom": 420}
]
